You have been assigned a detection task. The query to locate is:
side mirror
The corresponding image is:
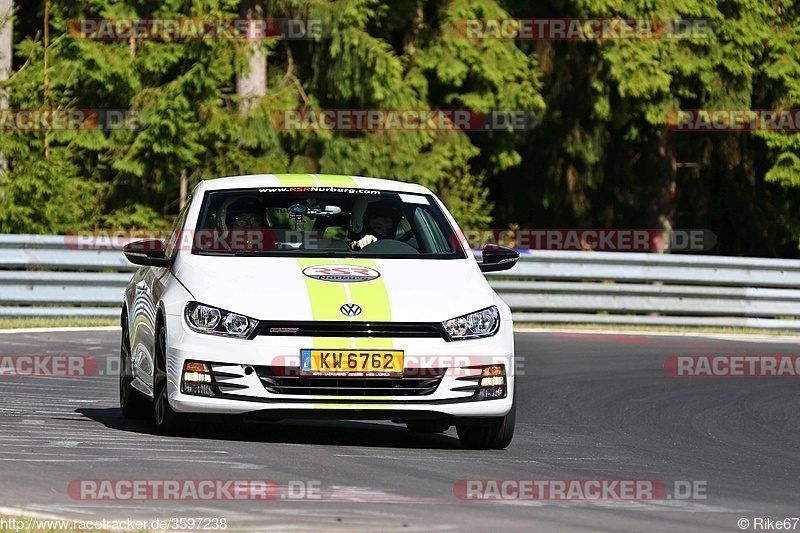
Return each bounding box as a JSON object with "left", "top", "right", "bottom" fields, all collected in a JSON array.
[
  {"left": 123, "top": 239, "right": 172, "bottom": 268},
  {"left": 479, "top": 244, "right": 519, "bottom": 273}
]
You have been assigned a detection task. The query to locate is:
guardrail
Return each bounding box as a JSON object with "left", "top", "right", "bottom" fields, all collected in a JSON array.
[
  {"left": 484, "top": 250, "right": 800, "bottom": 330},
  {"left": 0, "top": 235, "right": 136, "bottom": 318},
  {"left": 1, "top": 235, "right": 799, "bottom": 330}
]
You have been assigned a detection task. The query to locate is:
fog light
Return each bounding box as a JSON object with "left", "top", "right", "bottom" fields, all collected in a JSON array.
[
  {"left": 185, "top": 362, "right": 209, "bottom": 373},
  {"left": 183, "top": 372, "right": 211, "bottom": 383},
  {"left": 480, "top": 386, "right": 505, "bottom": 399},
  {"left": 183, "top": 361, "right": 211, "bottom": 383},
  {"left": 480, "top": 375, "right": 505, "bottom": 387},
  {"left": 477, "top": 364, "right": 506, "bottom": 399},
  {"left": 482, "top": 365, "right": 504, "bottom": 377},
  {"left": 182, "top": 382, "right": 214, "bottom": 396},
  {"left": 182, "top": 361, "right": 214, "bottom": 396}
]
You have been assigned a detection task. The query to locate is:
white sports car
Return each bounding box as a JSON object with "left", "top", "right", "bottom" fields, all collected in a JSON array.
[{"left": 121, "top": 174, "right": 519, "bottom": 449}]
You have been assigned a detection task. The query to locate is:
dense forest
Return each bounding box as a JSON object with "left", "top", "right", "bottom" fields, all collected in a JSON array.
[{"left": 0, "top": 0, "right": 799, "bottom": 257}]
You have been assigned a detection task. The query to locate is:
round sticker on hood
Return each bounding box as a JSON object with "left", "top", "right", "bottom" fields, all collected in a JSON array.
[{"left": 302, "top": 265, "right": 380, "bottom": 282}]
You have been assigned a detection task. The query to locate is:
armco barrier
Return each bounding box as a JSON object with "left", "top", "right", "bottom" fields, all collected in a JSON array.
[
  {"left": 0, "top": 235, "right": 799, "bottom": 329},
  {"left": 0, "top": 235, "right": 136, "bottom": 318},
  {"left": 484, "top": 250, "right": 800, "bottom": 330}
]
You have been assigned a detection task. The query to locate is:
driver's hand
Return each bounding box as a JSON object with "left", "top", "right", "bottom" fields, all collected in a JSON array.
[{"left": 351, "top": 234, "right": 377, "bottom": 250}]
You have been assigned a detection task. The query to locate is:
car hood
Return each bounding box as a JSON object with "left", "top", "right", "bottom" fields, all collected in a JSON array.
[{"left": 172, "top": 254, "right": 494, "bottom": 323}]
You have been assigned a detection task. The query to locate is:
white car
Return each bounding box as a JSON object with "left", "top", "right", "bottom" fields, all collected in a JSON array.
[{"left": 120, "top": 174, "right": 519, "bottom": 449}]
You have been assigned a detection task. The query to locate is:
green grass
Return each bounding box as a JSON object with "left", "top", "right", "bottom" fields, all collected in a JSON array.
[
  {"left": 0, "top": 317, "right": 118, "bottom": 329},
  {"left": 516, "top": 322, "right": 800, "bottom": 336}
]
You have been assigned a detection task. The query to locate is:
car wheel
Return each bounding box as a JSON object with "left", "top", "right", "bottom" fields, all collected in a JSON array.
[
  {"left": 456, "top": 391, "right": 516, "bottom": 450},
  {"left": 406, "top": 420, "right": 450, "bottom": 433},
  {"left": 153, "top": 324, "right": 189, "bottom": 436},
  {"left": 119, "top": 314, "right": 152, "bottom": 420}
]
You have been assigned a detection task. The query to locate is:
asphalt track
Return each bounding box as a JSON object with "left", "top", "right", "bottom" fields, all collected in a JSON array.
[{"left": 1, "top": 329, "right": 799, "bottom": 532}]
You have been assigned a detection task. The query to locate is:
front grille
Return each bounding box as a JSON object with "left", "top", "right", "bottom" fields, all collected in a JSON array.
[
  {"left": 253, "top": 321, "right": 448, "bottom": 340},
  {"left": 254, "top": 365, "right": 445, "bottom": 396}
]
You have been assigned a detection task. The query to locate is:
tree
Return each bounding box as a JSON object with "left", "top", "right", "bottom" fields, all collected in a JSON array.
[
  {"left": 0, "top": 0, "right": 798, "bottom": 257},
  {"left": 0, "top": 0, "right": 12, "bottom": 171}
]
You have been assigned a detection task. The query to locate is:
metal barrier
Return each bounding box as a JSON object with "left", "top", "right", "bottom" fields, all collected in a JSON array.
[
  {"left": 0, "top": 235, "right": 135, "bottom": 318},
  {"left": 1, "top": 235, "right": 799, "bottom": 329},
  {"left": 485, "top": 250, "right": 800, "bottom": 329}
]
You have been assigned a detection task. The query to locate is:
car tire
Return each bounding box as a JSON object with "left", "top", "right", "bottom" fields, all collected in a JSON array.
[
  {"left": 406, "top": 420, "right": 450, "bottom": 433},
  {"left": 153, "top": 324, "right": 189, "bottom": 436},
  {"left": 456, "top": 391, "right": 516, "bottom": 450},
  {"left": 119, "top": 314, "right": 152, "bottom": 420}
]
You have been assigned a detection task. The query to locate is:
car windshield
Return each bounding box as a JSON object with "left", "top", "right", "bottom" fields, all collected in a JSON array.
[{"left": 190, "top": 187, "right": 468, "bottom": 259}]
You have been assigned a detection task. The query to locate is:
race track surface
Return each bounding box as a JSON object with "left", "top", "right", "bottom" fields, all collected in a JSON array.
[{"left": 1, "top": 329, "right": 798, "bottom": 532}]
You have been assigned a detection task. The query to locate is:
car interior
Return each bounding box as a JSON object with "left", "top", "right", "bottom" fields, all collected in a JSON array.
[{"left": 192, "top": 191, "right": 434, "bottom": 254}]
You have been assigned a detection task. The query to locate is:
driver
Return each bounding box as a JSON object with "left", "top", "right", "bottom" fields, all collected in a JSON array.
[
  {"left": 349, "top": 199, "right": 403, "bottom": 250},
  {"left": 223, "top": 196, "right": 272, "bottom": 251}
]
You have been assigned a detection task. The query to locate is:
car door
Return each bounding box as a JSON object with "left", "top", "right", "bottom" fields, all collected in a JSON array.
[{"left": 130, "top": 193, "right": 195, "bottom": 393}]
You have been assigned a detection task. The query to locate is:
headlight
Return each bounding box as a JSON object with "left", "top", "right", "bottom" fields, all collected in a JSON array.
[
  {"left": 442, "top": 306, "right": 500, "bottom": 341},
  {"left": 184, "top": 302, "right": 257, "bottom": 338}
]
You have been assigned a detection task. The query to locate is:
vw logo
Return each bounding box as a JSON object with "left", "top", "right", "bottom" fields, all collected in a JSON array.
[{"left": 340, "top": 303, "right": 362, "bottom": 317}]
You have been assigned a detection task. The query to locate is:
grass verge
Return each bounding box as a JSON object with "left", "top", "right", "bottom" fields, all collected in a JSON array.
[{"left": 0, "top": 317, "right": 118, "bottom": 330}]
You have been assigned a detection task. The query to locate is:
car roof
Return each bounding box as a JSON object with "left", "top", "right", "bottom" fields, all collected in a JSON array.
[{"left": 198, "top": 174, "right": 433, "bottom": 195}]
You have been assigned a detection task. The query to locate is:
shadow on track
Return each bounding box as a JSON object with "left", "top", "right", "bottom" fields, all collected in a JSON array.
[{"left": 76, "top": 408, "right": 462, "bottom": 449}]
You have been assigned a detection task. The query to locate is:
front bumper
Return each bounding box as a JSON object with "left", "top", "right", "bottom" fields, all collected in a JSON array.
[{"left": 163, "top": 313, "right": 515, "bottom": 419}]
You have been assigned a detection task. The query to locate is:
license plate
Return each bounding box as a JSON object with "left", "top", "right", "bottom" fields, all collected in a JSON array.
[{"left": 300, "top": 349, "right": 404, "bottom": 376}]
